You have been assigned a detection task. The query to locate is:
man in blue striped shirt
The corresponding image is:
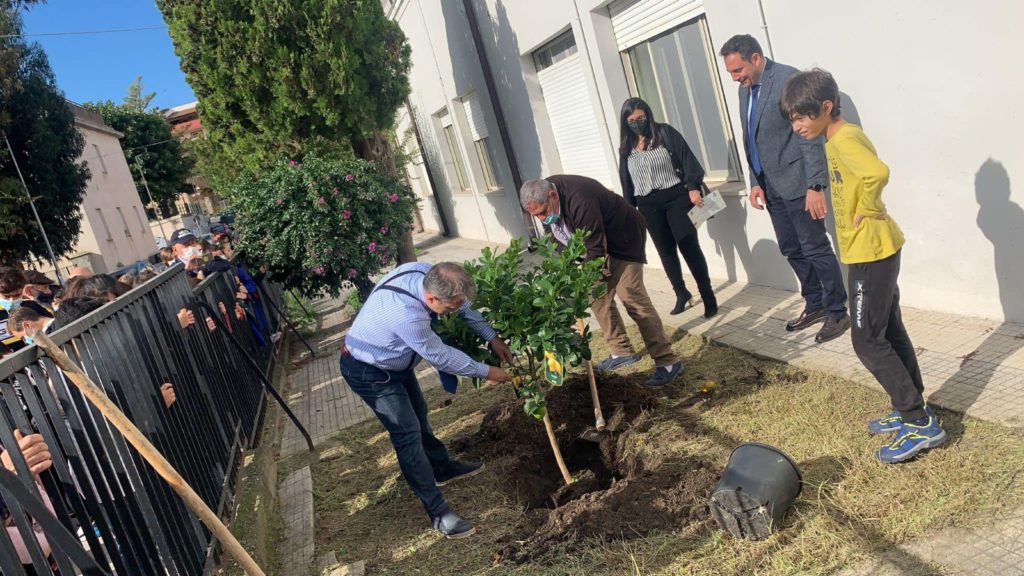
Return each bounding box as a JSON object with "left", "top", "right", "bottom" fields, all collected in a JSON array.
[{"left": 340, "top": 261, "right": 512, "bottom": 539}]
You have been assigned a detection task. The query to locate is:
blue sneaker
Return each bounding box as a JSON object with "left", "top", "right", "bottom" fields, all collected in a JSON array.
[
  {"left": 876, "top": 415, "right": 947, "bottom": 464},
  {"left": 645, "top": 361, "right": 684, "bottom": 388},
  {"left": 867, "top": 405, "right": 934, "bottom": 435},
  {"left": 593, "top": 354, "right": 641, "bottom": 373}
]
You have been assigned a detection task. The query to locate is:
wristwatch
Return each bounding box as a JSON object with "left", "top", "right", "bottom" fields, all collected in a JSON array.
[{"left": 810, "top": 184, "right": 825, "bottom": 192}]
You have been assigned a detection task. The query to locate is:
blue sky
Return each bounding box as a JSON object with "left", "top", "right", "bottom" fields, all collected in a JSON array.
[{"left": 21, "top": 0, "right": 196, "bottom": 111}]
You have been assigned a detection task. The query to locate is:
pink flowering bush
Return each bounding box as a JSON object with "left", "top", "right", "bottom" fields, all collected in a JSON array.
[{"left": 228, "top": 155, "right": 418, "bottom": 297}]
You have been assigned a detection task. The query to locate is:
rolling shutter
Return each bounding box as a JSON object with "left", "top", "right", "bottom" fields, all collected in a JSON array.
[
  {"left": 609, "top": 0, "right": 702, "bottom": 51},
  {"left": 536, "top": 52, "right": 614, "bottom": 187}
]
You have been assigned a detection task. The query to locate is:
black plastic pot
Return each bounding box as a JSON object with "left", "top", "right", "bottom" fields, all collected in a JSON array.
[{"left": 708, "top": 442, "right": 802, "bottom": 541}]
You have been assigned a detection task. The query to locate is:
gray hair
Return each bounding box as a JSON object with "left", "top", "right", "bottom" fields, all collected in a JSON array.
[
  {"left": 424, "top": 262, "right": 477, "bottom": 302},
  {"left": 519, "top": 178, "right": 554, "bottom": 209}
]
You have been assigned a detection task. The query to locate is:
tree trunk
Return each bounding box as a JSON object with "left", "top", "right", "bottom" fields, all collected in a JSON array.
[{"left": 356, "top": 132, "right": 417, "bottom": 264}]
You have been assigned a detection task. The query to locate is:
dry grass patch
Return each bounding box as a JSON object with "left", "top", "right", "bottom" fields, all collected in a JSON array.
[{"left": 288, "top": 327, "right": 1024, "bottom": 575}]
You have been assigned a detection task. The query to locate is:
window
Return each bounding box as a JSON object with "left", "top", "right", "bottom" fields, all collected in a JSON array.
[
  {"left": 95, "top": 208, "right": 113, "bottom": 241},
  {"left": 438, "top": 110, "right": 471, "bottom": 192},
  {"left": 463, "top": 93, "right": 499, "bottom": 190},
  {"left": 116, "top": 207, "right": 132, "bottom": 238},
  {"left": 621, "top": 17, "right": 741, "bottom": 181},
  {"left": 132, "top": 205, "right": 147, "bottom": 233},
  {"left": 533, "top": 31, "right": 577, "bottom": 72},
  {"left": 92, "top": 144, "right": 108, "bottom": 174}
]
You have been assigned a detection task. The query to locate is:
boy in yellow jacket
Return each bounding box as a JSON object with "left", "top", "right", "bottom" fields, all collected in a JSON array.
[{"left": 780, "top": 69, "right": 945, "bottom": 463}]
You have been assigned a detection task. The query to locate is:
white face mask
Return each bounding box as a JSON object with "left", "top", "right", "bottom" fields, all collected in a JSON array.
[{"left": 183, "top": 246, "right": 203, "bottom": 260}]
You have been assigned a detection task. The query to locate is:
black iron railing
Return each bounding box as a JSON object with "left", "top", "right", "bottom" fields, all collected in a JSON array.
[{"left": 0, "top": 263, "right": 293, "bottom": 575}]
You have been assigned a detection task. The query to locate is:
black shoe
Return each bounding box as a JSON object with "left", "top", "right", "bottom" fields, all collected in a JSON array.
[
  {"left": 786, "top": 308, "right": 827, "bottom": 332},
  {"left": 431, "top": 510, "right": 475, "bottom": 539},
  {"left": 435, "top": 460, "right": 485, "bottom": 487},
  {"left": 671, "top": 289, "right": 694, "bottom": 315},
  {"left": 702, "top": 293, "right": 718, "bottom": 319},
  {"left": 815, "top": 315, "right": 851, "bottom": 343},
  {"left": 645, "top": 361, "right": 684, "bottom": 388}
]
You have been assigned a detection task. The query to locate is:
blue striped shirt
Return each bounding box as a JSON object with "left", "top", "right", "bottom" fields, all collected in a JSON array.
[{"left": 344, "top": 263, "right": 497, "bottom": 378}]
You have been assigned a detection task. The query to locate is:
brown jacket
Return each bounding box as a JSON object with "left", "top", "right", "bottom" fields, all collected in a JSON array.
[{"left": 545, "top": 174, "right": 647, "bottom": 264}]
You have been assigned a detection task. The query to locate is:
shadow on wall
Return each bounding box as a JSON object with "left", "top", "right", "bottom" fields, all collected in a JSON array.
[
  {"left": 706, "top": 194, "right": 798, "bottom": 292},
  {"left": 438, "top": 0, "right": 542, "bottom": 241},
  {"left": 929, "top": 159, "right": 1024, "bottom": 420},
  {"left": 975, "top": 158, "right": 1024, "bottom": 323}
]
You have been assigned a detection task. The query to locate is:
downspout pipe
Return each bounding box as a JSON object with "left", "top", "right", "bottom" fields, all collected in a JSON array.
[
  {"left": 461, "top": 0, "right": 538, "bottom": 239},
  {"left": 756, "top": 0, "right": 775, "bottom": 59}
]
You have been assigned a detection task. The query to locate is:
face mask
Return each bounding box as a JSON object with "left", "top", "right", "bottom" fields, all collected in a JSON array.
[
  {"left": 183, "top": 246, "right": 202, "bottom": 260},
  {"left": 35, "top": 291, "right": 54, "bottom": 305},
  {"left": 542, "top": 212, "right": 559, "bottom": 226},
  {"left": 0, "top": 298, "right": 22, "bottom": 311},
  {"left": 23, "top": 334, "right": 33, "bottom": 345},
  {"left": 627, "top": 117, "right": 648, "bottom": 135}
]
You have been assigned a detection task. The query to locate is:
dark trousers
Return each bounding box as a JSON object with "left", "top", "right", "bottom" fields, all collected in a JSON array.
[
  {"left": 339, "top": 353, "right": 452, "bottom": 518},
  {"left": 636, "top": 185, "right": 714, "bottom": 300},
  {"left": 760, "top": 175, "right": 848, "bottom": 319},
  {"left": 849, "top": 251, "right": 926, "bottom": 421}
]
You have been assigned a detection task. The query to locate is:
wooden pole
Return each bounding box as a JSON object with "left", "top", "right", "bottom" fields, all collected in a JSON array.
[
  {"left": 542, "top": 412, "right": 572, "bottom": 486},
  {"left": 33, "top": 331, "right": 267, "bottom": 576},
  {"left": 577, "top": 318, "right": 605, "bottom": 431}
]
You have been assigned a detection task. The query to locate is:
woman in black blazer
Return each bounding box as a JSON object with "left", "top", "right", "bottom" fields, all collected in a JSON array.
[{"left": 618, "top": 97, "right": 717, "bottom": 318}]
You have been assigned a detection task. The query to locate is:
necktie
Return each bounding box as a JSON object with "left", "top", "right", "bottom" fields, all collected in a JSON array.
[{"left": 748, "top": 84, "right": 762, "bottom": 176}]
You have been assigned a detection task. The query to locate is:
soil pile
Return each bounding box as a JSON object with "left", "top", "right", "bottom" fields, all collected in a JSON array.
[{"left": 450, "top": 374, "right": 718, "bottom": 561}]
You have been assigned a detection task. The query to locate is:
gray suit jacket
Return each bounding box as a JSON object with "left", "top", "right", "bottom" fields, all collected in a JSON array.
[{"left": 739, "top": 59, "right": 828, "bottom": 200}]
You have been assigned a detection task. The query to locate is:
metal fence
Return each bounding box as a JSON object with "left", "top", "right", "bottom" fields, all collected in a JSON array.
[{"left": 0, "top": 263, "right": 289, "bottom": 575}]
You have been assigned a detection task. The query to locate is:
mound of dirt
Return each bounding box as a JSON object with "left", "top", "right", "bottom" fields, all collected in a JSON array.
[{"left": 450, "top": 374, "right": 718, "bottom": 562}]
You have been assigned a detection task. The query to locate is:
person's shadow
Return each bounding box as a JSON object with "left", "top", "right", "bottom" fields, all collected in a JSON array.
[{"left": 930, "top": 159, "right": 1024, "bottom": 422}]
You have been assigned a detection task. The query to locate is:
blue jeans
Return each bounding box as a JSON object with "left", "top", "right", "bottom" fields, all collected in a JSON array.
[
  {"left": 339, "top": 353, "right": 451, "bottom": 518},
  {"left": 761, "top": 175, "right": 848, "bottom": 320}
]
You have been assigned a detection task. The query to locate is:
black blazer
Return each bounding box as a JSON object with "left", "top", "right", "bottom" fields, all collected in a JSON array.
[{"left": 618, "top": 123, "right": 705, "bottom": 207}]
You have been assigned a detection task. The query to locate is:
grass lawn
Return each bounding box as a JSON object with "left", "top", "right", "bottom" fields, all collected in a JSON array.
[{"left": 272, "top": 326, "right": 1024, "bottom": 575}]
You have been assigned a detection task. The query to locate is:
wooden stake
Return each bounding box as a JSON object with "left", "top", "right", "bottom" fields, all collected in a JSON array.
[
  {"left": 577, "top": 318, "right": 605, "bottom": 431},
  {"left": 542, "top": 412, "right": 572, "bottom": 486},
  {"left": 34, "top": 331, "right": 266, "bottom": 576}
]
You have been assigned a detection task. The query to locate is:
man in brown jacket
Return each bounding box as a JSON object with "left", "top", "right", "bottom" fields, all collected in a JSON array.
[{"left": 519, "top": 176, "right": 682, "bottom": 387}]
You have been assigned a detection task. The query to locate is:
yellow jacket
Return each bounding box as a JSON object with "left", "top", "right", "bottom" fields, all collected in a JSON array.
[{"left": 825, "top": 124, "right": 904, "bottom": 264}]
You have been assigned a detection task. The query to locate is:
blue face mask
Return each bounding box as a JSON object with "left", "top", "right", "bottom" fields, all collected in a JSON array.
[
  {"left": 0, "top": 298, "right": 21, "bottom": 311},
  {"left": 23, "top": 335, "right": 33, "bottom": 345},
  {"left": 542, "top": 212, "right": 559, "bottom": 226}
]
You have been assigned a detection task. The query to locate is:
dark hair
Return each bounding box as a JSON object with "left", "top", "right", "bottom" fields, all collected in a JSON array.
[
  {"left": 8, "top": 306, "right": 41, "bottom": 333},
  {"left": 74, "top": 274, "right": 128, "bottom": 300},
  {"left": 719, "top": 34, "right": 763, "bottom": 61},
  {"left": 779, "top": 68, "right": 842, "bottom": 120},
  {"left": 51, "top": 297, "right": 108, "bottom": 332},
  {"left": 0, "top": 267, "right": 26, "bottom": 297},
  {"left": 618, "top": 97, "right": 661, "bottom": 157}
]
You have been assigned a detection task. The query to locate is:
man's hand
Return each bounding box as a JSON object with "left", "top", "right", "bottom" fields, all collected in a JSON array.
[
  {"left": 853, "top": 211, "right": 887, "bottom": 227},
  {"left": 486, "top": 366, "right": 510, "bottom": 382},
  {"left": 489, "top": 337, "right": 514, "bottom": 365},
  {"left": 205, "top": 316, "right": 217, "bottom": 332},
  {"left": 161, "top": 383, "right": 177, "bottom": 408},
  {"left": 177, "top": 308, "right": 195, "bottom": 329},
  {"left": 235, "top": 303, "right": 246, "bottom": 321},
  {"left": 1, "top": 431, "right": 52, "bottom": 477},
  {"left": 689, "top": 189, "right": 704, "bottom": 207},
  {"left": 805, "top": 189, "right": 828, "bottom": 220},
  {"left": 749, "top": 185, "right": 766, "bottom": 210}
]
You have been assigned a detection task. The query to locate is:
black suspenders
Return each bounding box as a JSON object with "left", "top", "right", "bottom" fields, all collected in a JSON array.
[{"left": 371, "top": 269, "right": 434, "bottom": 371}]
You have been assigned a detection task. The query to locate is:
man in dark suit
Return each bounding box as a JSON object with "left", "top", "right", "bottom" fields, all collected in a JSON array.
[{"left": 720, "top": 34, "right": 849, "bottom": 343}]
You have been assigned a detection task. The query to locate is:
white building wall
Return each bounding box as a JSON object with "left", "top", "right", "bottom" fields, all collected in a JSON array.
[
  {"left": 76, "top": 121, "right": 159, "bottom": 273},
  {"left": 393, "top": 0, "right": 529, "bottom": 243},
  {"left": 396, "top": 0, "right": 1024, "bottom": 323}
]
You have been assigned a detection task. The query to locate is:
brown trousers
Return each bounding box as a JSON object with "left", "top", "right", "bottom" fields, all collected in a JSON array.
[{"left": 590, "top": 256, "right": 677, "bottom": 366}]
